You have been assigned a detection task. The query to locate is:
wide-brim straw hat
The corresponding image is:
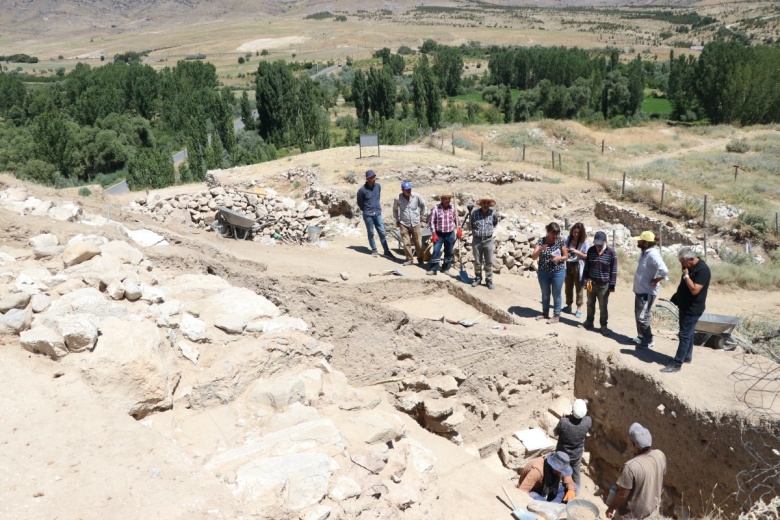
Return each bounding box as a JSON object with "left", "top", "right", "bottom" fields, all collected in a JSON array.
[
  {"left": 476, "top": 197, "right": 496, "bottom": 207},
  {"left": 440, "top": 193, "right": 453, "bottom": 199}
]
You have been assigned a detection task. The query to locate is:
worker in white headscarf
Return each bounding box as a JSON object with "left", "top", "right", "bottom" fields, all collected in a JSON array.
[{"left": 554, "top": 399, "right": 592, "bottom": 487}]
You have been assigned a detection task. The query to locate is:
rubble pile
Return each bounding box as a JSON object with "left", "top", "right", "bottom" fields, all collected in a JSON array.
[{"left": 381, "top": 165, "right": 541, "bottom": 186}]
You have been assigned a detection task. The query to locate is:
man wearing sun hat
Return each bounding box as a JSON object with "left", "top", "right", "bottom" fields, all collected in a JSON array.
[
  {"left": 518, "top": 451, "right": 577, "bottom": 503},
  {"left": 469, "top": 196, "right": 499, "bottom": 289},
  {"left": 632, "top": 230, "right": 668, "bottom": 350},
  {"left": 606, "top": 423, "right": 666, "bottom": 519},
  {"left": 393, "top": 181, "right": 427, "bottom": 266}
]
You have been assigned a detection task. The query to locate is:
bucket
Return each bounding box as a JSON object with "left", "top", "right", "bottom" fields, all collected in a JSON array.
[
  {"left": 306, "top": 226, "right": 323, "bottom": 243},
  {"left": 566, "top": 499, "right": 600, "bottom": 520}
]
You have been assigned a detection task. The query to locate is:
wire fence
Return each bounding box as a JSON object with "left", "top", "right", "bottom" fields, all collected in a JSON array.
[{"left": 423, "top": 129, "right": 780, "bottom": 247}]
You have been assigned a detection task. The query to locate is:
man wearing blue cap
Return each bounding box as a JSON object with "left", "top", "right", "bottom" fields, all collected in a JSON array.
[
  {"left": 356, "top": 170, "right": 394, "bottom": 258},
  {"left": 518, "top": 451, "right": 577, "bottom": 503},
  {"left": 393, "top": 181, "right": 427, "bottom": 266}
]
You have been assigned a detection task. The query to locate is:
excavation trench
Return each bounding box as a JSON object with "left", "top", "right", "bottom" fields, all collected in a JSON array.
[{"left": 149, "top": 251, "right": 778, "bottom": 517}]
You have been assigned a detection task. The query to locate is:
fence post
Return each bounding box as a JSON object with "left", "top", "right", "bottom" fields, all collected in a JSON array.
[
  {"left": 660, "top": 183, "right": 665, "bottom": 210},
  {"left": 404, "top": 128, "right": 407, "bottom": 145},
  {"left": 522, "top": 144, "right": 526, "bottom": 161},
  {"left": 612, "top": 230, "right": 616, "bottom": 247},
  {"left": 702, "top": 195, "right": 708, "bottom": 227},
  {"left": 703, "top": 234, "right": 707, "bottom": 257},
  {"left": 558, "top": 153, "right": 562, "bottom": 172},
  {"left": 734, "top": 165, "right": 739, "bottom": 182},
  {"left": 440, "top": 136, "right": 444, "bottom": 150},
  {"left": 452, "top": 133, "right": 455, "bottom": 155},
  {"left": 586, "top": 161, "right": 590, "bottom": 180},
  {"left": 601, "top": 139, "right": 605, "bottom": 155},
  {"left": 481, "top": 143, "right": 484, "bottom": 160},
  {"left": 658, "top": 226, "right": 663, "bottom": 249},
  {"left": 565, "top": 217, "right": 570, "bottom": 231},
  {"left": 776, "top": 212, "right": 779, "bottom": 234},
  {"left": 621, "top": 172, "right": 627, "bottom": 196},
  {"left": 551, "top": 151, "right": 555, "bottom": 169}
]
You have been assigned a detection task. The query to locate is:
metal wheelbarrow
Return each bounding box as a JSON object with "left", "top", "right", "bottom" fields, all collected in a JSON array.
[
  {"left": 656, "top": 298, "right": 748, "bottom": 351},
  {"left": 213, "top": 205, "right": 258, "bottom": 240}
]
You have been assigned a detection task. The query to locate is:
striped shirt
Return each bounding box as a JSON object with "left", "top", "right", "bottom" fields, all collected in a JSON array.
[
  {"left": 582, "top": 245, "right": 618, "bottom": 289},
  {"left": 429, "top": 204, "right": 460, "bottom": 233}
]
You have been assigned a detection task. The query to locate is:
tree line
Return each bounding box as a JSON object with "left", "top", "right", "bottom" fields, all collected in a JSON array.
[
  {"left": 667, "top": 41, "right": 780, "bottom": 125},
  {"left": 0, "top": 60, "right": 276, "bottom": 190}
]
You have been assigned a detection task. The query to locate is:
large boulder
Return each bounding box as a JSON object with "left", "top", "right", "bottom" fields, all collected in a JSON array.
[
  {"left": 63, "top": 242, "right": 101, "bottom": 267},
  {"left": 20, "top": 326, "right": 68, "bottom": 359},
  {"left": 190, "top": 287, "right": 280, "bottom": 327},
  {"left": 0, "top": 292, "right": 31, "bottom": 313},
  {"left": 247, "top": 376, "right": 307, "bottom": 410},
  {"left": 0, "top": 308, "right": 32, "bottom": 335},
  {"left": 68, "top": 317, "right": 180, "bottom": 418},
  {"left": 234, "top": 453, "right": 339, "bottom": 515},
  {"left": 48, "top": 201, "right": 82, "bottom": 222},
  {"left": 48, "top": 288, "right": 126, "bottom": 321},
  {"left": 99, "top": 240, "right": 144, "bottom": 265},
  {"left": 180, "top": 313, "right": 208, "bottom": 342}
]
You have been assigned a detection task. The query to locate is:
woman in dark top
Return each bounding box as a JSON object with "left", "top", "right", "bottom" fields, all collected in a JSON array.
[
  {"left": 531, "top": 222, "right": 569, "bottom": 324},
  {"left": 554, "top": 399, "right": 592, "bottom": 487}
]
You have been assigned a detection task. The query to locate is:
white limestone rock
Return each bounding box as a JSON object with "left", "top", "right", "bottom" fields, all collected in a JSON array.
[
  {"left": 63, "top": 242, "right": 101, "bottom": 267},
  {"left": 180, "top": 313, "right": 208, "bottom": 342},
  {"left": 20, "top": 326, "right": 67, "bottom": 359}
]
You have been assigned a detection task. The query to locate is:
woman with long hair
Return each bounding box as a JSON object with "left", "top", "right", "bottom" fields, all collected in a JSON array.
[{"left": 563, "top": 223, "right": 589, "bottom": 318}]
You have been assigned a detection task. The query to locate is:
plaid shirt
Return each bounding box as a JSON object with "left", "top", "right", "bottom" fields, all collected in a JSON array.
[
  {"left": 428, "top": 204, "right": 460, "bottom": 233},
  {"left": 582, "top": 245, "right": 618, "bottom": 288}
]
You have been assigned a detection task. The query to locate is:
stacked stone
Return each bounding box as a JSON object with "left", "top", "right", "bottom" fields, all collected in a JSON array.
[
  {"left": 381, "top": 165, "right": 541, "bottom": 186},
  {"left": 132, "top": 185, "right": 329, "bottom": 242},
  {"left": 453, "top": 213, "right": 540, "bottom": 275}
]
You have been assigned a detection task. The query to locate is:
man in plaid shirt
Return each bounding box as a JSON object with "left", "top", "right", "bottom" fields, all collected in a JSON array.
[{"left": 426, "top": 193, "right": 462, "bottom": 276}]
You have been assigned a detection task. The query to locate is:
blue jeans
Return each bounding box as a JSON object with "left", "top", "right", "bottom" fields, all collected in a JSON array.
[
  {"left": 673, "top": 311, "right": 702, "bottom": 367},
  {"left": 530, "top": 482, "right": 581, "bottom": 503},
  {"left": 537, "top": 269, "right": 565, "bottom": 317},
  {"left": 363, "top": 214, "right": 389, "bottom": 253},
  {"left": 430, "top": 230, "right": 455, "bottom": 272}
]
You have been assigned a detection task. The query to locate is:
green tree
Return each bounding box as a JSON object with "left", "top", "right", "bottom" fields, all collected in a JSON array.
[
  {"left": 411, "top": 56, "right": 441, "bottom": 130},
  {"left": 240, "top": 90, "right": 255, "bottom": 130},
  {"left": 500, "top": 85, "right": 513, "bottom": 123},
  {"left": 368, "top": 67, "right": 396, "bottom": 121},
  {"left": 255, "top": 61, "right": 296, "bottom": 146},
  {"left": 432, "top": 46, "right": 463, "bottom": 96},
  {"left": 351, "top": 69, "right": 370, "bottom": 128},
  {"left": 126, "top": 148, "right": 175, "bottom": 190},
  {"left": 32, "top": 112, "right": 76, "bottom": 178}
]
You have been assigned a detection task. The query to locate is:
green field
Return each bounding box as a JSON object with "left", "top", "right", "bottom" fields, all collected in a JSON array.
[{"left": 642, "top": 97, "right": 673, "bottom": 116}]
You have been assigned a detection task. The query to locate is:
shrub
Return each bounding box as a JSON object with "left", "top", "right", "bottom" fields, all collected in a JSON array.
[
  {"left": 735, "top": 212, "right": 769, "bottom": 240},
  {"left": 15, "top": 159, "right": 60, "bottom": 186},
  {"left": 726, "top": 138, "right": 750, "bottom": 153},
  {"left": 344, "top": 171, "right": 357, "bottom": 184},
  {"left": 78, "top": 187, "right": 91, "bottom": 197},
  {"left": 261, "top": 49, "right": 269, "bottom": 56},
  {"left": 238, "top": 57, "right": 245, "bottom": 64}
]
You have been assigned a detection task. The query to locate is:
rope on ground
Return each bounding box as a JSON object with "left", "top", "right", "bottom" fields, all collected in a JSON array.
[{"left": 356, "top": 332, "right": 559, "bottom": 387}]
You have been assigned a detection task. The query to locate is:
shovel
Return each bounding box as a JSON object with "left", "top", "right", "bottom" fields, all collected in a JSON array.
[
  {"left": 458, "top": 204, "right": 472, "bottom": 284},
  {"left": 502, "top": 486, "right": 534, "bottom": 520}
]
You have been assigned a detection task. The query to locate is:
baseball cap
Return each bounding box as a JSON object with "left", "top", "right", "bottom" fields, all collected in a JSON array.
[
  {"left": 593, "top": 231, "right": 607, "bottom": 245},
  {"left": 632, "top": 231, "right": 656, "bottom": 242},
  {"left": 401, "top": 181, "right": 412, "bottom": 190}
]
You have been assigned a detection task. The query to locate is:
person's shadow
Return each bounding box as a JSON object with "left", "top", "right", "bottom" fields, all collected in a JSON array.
[
  {"left": 620, "top": 347, "right": 670, "bottom": 366},
  {"left": 346, "top": 245, "right": 400, "bottom": 262},
  {"left": 509, "top": 305, "right": 539, "bottom": 319}
]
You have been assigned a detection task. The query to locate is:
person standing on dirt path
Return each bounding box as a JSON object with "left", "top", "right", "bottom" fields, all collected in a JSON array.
[
  {"left": 632, "top": 231, "right": 668, "bottom": 350},
  {"left": 517, "top": 451, "right": 577, "bottom": 504},
  {"left": 554, "top": 399, "right": 592, "bottom": 487},
  {"left": 426, "top": 193, "right": 461, "bottom": 276},
  {"left": 581, "top": 230, "right": 618, "bottom": 335},
  {"left": 661, "top": 247, "right": 711, "bottom": 373},
  {"left": 470, "top": 197, "right": 498, "bottom": 290},
  {"left": 393, "top": 181, "right": 427, "bottom": 267},
  {"left": 531, "top": 222, "right": 569, "bottom": 324},
  {"left": 356, "top": 170, "right": 395, "bottom": 259},
  {"left": 563, "top": 223, "right": 589, "bottom": 318},
  {"left": 606, "top": 423, "right": 666, "bottom": 520}
]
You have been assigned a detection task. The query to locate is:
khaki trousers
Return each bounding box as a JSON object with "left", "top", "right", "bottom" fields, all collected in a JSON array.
[{"left": 400, "top": 224, "right": 423, "bottom": 261}]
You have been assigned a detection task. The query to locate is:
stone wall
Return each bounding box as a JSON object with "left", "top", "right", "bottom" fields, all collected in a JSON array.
[{"left": 594, "top": 200, "right": 694, "bottom": 245}]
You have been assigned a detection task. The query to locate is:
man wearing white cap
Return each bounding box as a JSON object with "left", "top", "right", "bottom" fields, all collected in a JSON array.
[
  {"left": 518, "top": 451, "right": 577, "bottom": 504},
  {"left": 632, "top": 231, "right": 668, "bottom": 350},
  {"left": 607, "top": 423, "right": 667, "bottom": 519},
  {"left": 554, "top": 399, "right": 592, "bottom": 487}
]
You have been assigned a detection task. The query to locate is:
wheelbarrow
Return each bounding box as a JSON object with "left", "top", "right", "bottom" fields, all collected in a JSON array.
[
  {"left": 213, "top": 205, "right": 258, "bottom": 240},
  {"left": 656, "top": 298, "right": 748, "bottom": 351}
]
